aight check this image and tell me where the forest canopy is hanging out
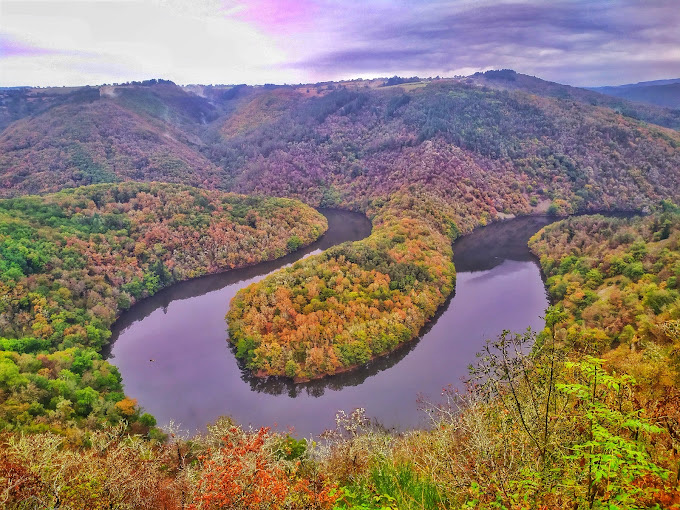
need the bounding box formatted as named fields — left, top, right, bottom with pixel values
left=0, top=182, right=326, bottom=432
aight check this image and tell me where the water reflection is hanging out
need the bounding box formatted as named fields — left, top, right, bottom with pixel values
left=453, top=216, right=553, bottom=272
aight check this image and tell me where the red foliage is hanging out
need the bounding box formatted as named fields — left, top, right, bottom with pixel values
left=191, top=427, right=337, bottom=510
left=0, top=451, right=42, bottom=504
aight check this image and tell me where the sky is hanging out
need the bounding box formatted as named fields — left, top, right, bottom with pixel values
left=0, top=0, right=679, bottom=88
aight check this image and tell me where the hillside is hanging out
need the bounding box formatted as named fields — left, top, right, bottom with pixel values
left=1, top=73, right=679, bottom=216
left=465, top=70, right=680, bottom=129
left=0, top=86, right=98, bottom=133
left=0, top=95, right=223, bottom=196
left=204, top=79, right=680, bottom=229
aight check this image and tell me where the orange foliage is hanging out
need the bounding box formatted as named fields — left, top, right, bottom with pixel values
left=114, top=397, right=138, bottom=416
left=191, top=427, right=338, bottom=510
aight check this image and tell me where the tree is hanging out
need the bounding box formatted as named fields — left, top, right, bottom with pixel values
left=557, top=357, right=669, bottom=508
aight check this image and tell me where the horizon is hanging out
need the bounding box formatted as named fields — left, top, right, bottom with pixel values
left=3, top=71, right=680, bottom=91
left=1, top=0, right=679, bottom=89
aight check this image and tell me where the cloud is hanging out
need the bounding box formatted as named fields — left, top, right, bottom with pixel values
left=0, top=0, right=298, bottom=86
left=0, top=0, right=678, bottom=86
left=284, top=0, right=680, bottom=85
left=230, top=0, right=321, bottom=33
left=0, top=34, right=69, bottom=57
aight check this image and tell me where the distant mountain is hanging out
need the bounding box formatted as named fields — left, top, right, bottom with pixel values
left=587, top=79, right=680, bottom=109
left=0, top=81, right=221, bottom=138
left=599, top=78, right=680, bottom=88
left=0, top=86, right=100, bottom=132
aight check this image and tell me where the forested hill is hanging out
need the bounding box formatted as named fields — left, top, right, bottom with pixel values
left=211, top=78, right=680, bottom=222
left=466, top=70, right=680, bottom=129
left=0, top=85, right=223, bottom=195
left=1, top=73, right=679, bottom=231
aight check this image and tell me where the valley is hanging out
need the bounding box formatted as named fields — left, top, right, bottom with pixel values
left=0, top=70, right=679, bottom=508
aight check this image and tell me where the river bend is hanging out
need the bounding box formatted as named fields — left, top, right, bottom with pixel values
left=108, top=212, right=551, bottom=436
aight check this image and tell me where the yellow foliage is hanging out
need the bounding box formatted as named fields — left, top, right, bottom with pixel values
left=115, top=397, right=138, bottom=416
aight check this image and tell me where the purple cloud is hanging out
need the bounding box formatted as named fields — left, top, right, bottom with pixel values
left=282, top=0, right=680, bottom=85
left=234, top=0, right=321, bottom=34
left=0, top=34, right=63, bottom=57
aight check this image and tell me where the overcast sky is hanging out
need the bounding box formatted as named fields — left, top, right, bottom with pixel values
left=1, top=0, right=679, bottom=87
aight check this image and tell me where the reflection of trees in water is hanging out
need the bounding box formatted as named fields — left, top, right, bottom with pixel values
left=239, top=290, right=456, bottom=397
left=453, top=216, right=553, bottom=273
left=453, top=212, right=639, bottom=273
left=237, top=341, right=419, bottom=397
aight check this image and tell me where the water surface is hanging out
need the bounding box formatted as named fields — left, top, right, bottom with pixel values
left=108, top=213, right=551, bottom=437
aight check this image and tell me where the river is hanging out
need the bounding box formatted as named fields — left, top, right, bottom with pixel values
left=108, top=211, right=551, bottom=437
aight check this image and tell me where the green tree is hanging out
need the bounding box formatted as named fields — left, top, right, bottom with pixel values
left=557, top=357, right=668, bottom=508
